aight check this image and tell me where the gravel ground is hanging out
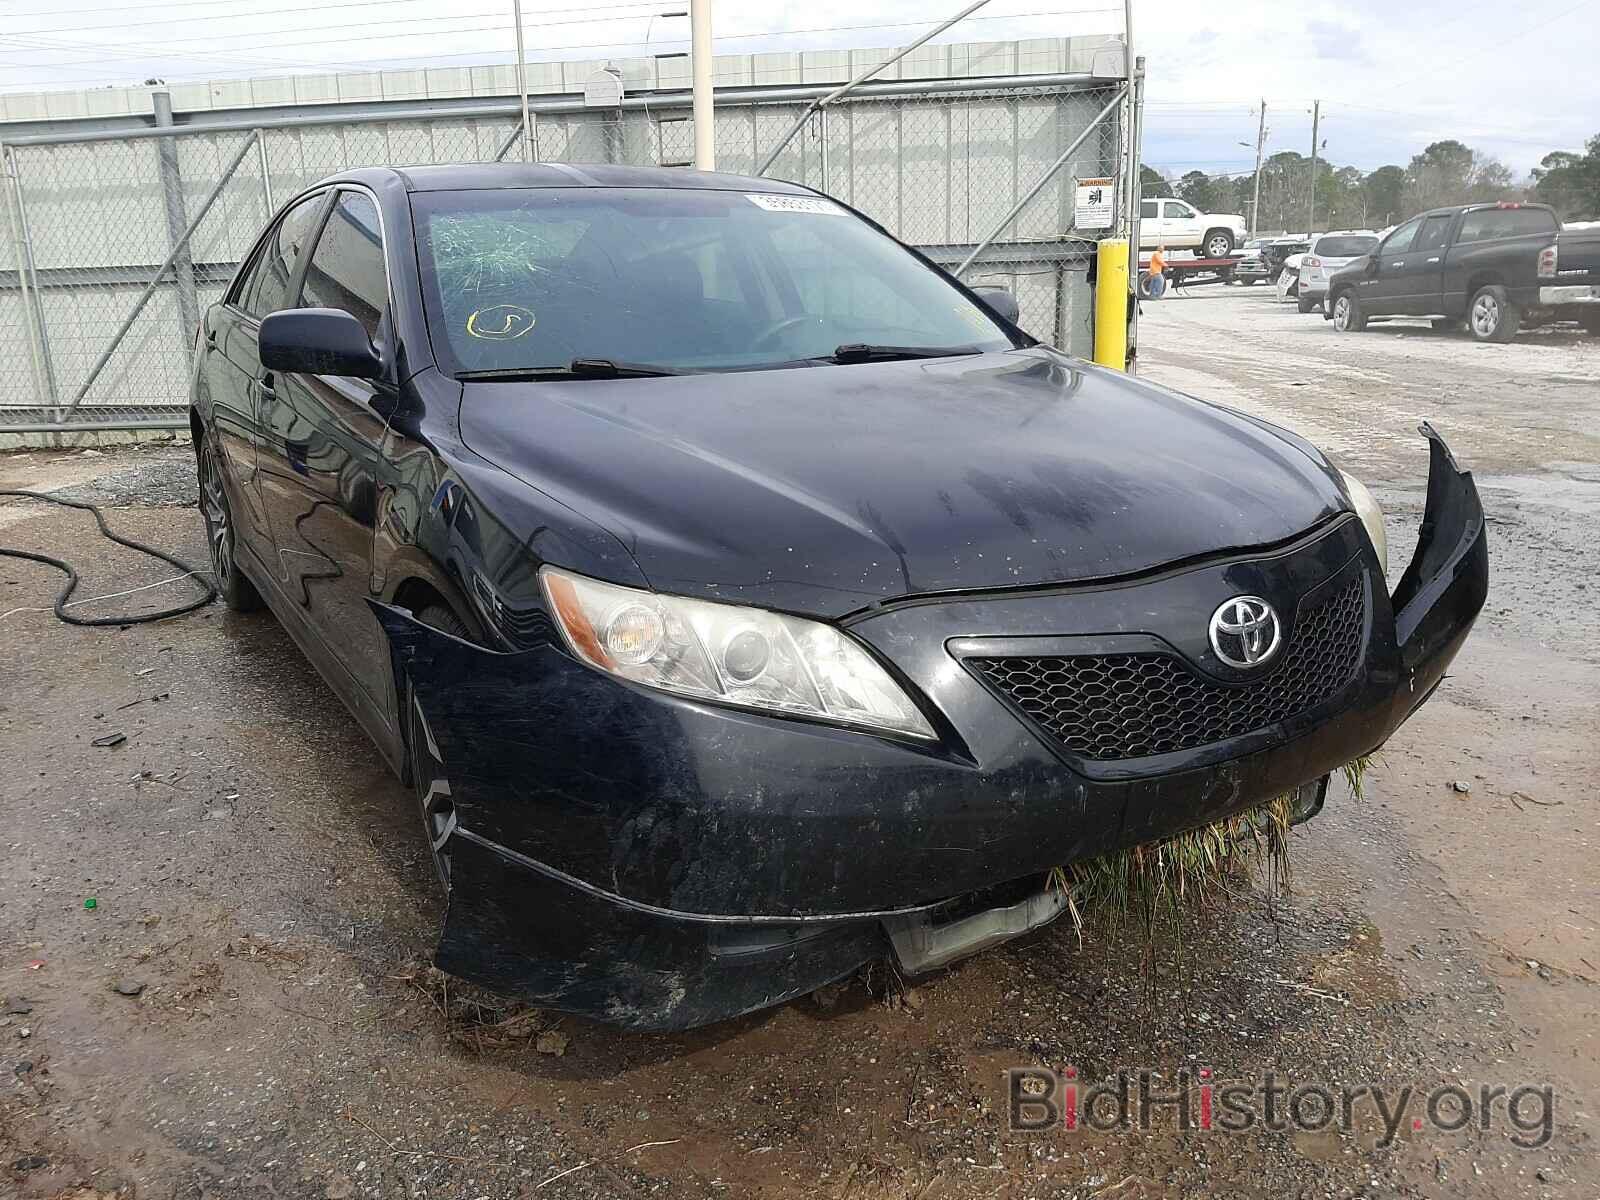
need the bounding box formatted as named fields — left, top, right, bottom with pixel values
left=1, top=293, right=1596, bottom=1199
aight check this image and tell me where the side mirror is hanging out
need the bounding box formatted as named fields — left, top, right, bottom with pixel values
left=260, top=308, right=381, bottom=379
left=970, top=285, right=1021, bottom=326
left=1365, top=258, right=1380, bottom=276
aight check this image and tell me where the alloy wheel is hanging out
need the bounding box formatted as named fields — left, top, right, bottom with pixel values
left=1206, top=234, right=1232, bottom=258
left=1471, top=293, right=1499, bottom=338
left=199, top=443, right=232, bottom=589
left=1333, top=296, right=1352, bottom=331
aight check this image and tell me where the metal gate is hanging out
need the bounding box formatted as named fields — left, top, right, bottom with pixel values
left=1, top=71, right=1129, bottom=442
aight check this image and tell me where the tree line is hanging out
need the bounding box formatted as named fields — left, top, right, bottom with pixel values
left=1142, top=134, right=1600, bottom=233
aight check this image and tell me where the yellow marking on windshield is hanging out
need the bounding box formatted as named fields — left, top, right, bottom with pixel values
left=466, top=305, right=536, bottom=339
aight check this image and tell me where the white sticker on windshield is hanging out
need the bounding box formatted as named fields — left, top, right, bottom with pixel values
left=746, top=193, right=845, bottom=216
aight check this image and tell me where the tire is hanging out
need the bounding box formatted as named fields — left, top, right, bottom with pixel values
left=407, top=603, right=469, bottom=894
left=1203, top=229, right=1235, bottom=258
left=1330, top=291, right=1366, bottom=332
left=197, top=433, right=263, bottom=612
left=1468, top=284, right=1521, bottom=343
left=1297, top=293, right=1322, bottom=315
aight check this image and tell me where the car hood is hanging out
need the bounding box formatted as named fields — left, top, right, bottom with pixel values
left=459, top=348, right=1348, bottom=617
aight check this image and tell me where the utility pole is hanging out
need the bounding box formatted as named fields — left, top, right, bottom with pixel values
left=511, top=0, right=534, bottom=161
left=1248, top=100, right=1266, bottom=239
left=690, top=0, right=715, bottom=170
left=1306, top=99, right=1320, bottom=235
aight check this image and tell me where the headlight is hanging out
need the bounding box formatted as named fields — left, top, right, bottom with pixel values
left=539, top=567, right=935, bottom=739
left=1338, top=470, right=1388, bottom=573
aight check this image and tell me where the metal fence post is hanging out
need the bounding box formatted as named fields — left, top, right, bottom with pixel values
left=153, top=92, right=200, bottom=367
left=1, top=142, right=53, bottom=420
left=3, top=144, right=60, bottom=418
left=256, top=128, right=275, bottom=219
left=1125, top=56, right=1146, bottom=374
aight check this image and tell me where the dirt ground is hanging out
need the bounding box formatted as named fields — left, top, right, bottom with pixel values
left=1, top=285, right=1596, bottom=1199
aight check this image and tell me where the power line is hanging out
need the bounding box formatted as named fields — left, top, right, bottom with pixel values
left=0, top=7, right=1118, bottom=84
left=7, top=0, right=667, bottom=41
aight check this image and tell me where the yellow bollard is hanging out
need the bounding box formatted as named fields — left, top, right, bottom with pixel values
left=1093, top=237, right=1129, bottom=371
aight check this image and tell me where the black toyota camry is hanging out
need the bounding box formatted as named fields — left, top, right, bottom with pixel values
left=191, top=163, right=1487, bottom=1030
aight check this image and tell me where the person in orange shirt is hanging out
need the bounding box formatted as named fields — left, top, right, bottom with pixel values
left=1144, top=246, right=1168, bottom=299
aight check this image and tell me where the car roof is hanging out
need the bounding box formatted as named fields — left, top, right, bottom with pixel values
left=1414, top=201, right=1557, bottom=219
left=326, top=162, right=815, bottom=195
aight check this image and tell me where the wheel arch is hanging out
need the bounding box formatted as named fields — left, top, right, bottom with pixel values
left=1466, top=270, right=1507, bottom=297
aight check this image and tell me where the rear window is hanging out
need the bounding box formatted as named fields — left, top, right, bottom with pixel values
left=1457, top=207, right=1557, bottom=244
left=1313, top=235, right=1377, bottom=258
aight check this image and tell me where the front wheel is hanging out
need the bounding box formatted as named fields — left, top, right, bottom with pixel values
left=1330, top=292, right=1366, bottom=332
left=197, top=433, right=262, bottom=612
left=1468, top=284, right=1521, bottom=343
left=1203, top=230, right=1235, bottom=258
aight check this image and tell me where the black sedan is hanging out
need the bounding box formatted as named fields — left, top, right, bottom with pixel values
left=191, top=164, right=1487, bottom=1030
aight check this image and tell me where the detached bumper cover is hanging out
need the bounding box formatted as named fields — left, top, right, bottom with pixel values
left=374, top=425, right=1486, bottom=1030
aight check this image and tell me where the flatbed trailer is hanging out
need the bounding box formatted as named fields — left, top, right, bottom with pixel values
left=1138, top=254, right=1241, bottom=290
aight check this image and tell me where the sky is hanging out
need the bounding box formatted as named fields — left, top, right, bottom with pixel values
left=0, top=0, right=1595, bottom=176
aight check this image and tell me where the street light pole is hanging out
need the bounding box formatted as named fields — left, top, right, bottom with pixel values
left=690, top=0, right=715, bottom=170
left=511, top=0, right=534, bottom=161
left=1306, top=99, right=1320, bottom=235
left=1249, top=100, right=1266, bottom=239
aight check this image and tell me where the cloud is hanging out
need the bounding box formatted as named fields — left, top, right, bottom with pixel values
left=1305, top=20, right=1370, bottom=63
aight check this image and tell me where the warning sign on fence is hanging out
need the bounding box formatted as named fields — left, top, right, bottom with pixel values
left=1074, top=178, right=1115, bottom=230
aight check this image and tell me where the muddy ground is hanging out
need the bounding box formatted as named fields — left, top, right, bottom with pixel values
left=1, top=285, right=1596, bottom=1199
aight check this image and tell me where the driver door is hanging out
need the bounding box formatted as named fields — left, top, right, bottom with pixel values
left=1355, top=215, right=1423, bottom=315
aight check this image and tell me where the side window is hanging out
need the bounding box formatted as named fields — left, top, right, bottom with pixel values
left=1458, top=206, right=1559, bottom=243
left=1139, top=199, right=1159, bottom=219
left=1381, top=216, right=1423, bottom=256
left=1415, top=215, right=1454, bottom=253
left=245, top=193, right=325, bottom=318
left=1163, top=200, right=1195, bottom=219
left=300, top=191, right=388, bottom=341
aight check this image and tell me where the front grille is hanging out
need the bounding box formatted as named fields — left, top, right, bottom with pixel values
left=970, top=574, right=1367, bottom=761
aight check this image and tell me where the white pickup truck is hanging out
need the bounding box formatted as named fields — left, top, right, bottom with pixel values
left=1138, top=197, right=1248, bottom=258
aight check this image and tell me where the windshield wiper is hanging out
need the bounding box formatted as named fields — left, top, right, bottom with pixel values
left=826, top=343, right=984, bottom=364
left=457, top=358, right=691, bottom=381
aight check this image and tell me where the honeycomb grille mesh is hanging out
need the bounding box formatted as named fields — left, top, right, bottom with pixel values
left=970, top=574, right=1367, bottom=761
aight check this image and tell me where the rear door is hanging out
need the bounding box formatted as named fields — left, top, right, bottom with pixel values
left=1398, top=214, right=1455, bottom=313
left=203, top=190, right=329, bottom=556
left=254, top=187, right=398, bottom=707
left=1357, top=215, right=1424, bottom=314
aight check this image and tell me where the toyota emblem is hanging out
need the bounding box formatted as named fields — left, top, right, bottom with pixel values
left=1209, top=596, right=1282, bottom=668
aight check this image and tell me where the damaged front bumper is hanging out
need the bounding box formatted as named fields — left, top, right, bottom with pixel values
left=375, top=425, right=1486, bottom=1031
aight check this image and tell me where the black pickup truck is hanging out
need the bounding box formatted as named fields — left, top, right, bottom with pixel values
left=1325, top=202, right=1600, bottom=342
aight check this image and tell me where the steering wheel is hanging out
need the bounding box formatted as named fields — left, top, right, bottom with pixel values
left=751, top=315, right=823, bottom=351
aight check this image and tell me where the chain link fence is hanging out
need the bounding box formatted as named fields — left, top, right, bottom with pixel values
left=1, top=74, right=1124, bottom=440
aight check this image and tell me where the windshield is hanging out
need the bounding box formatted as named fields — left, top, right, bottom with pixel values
left=1315, top=235, right=1378, bottom=258
left=411, top=187, right=1018, bottom=376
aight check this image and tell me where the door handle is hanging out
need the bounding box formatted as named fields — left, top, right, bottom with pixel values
left=1392, top=261, right=1405, bottom=268
left=1426, top=256, right=1440, bottom=264
left=258, top=372, right=276, bottom=399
